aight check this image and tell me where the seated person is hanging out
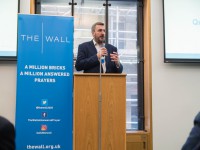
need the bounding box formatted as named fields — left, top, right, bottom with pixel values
left=182, top=112, right=200, bottom=150
left=0, top=116, right=15, bottom=150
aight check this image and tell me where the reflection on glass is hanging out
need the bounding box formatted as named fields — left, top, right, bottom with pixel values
left=74, top=0, right=105, bottom=57
left=108, top=1, right=138, bottom=130
left=41, top=0, right=71, bottom=16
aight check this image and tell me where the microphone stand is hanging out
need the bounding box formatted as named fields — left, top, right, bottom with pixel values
left=98, top=47, right=102, bottom=150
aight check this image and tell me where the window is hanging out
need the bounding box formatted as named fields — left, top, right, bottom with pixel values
left=36, top=0, right=144, bottom=131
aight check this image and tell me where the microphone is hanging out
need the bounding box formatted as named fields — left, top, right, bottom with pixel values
left=100, top=42, right=106, bottom=73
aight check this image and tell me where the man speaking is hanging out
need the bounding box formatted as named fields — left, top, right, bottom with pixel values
left=75, top=22, right=123, bottom=73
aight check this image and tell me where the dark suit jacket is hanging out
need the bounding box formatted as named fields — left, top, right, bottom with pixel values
left=182, top=112, right=200, bottom=150
left=0, top=116, right=15, bottom=150
left=75, top=40, right=123, bottom=73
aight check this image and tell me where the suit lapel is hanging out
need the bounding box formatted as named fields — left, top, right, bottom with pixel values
left=88, top=40, right=97, bottom=55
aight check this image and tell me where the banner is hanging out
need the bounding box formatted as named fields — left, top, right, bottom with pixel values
left=16, top=14, right=74, bottom=150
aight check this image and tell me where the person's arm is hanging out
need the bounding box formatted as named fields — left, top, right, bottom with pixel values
left=75, top=44, right=99, bottom=71
left=109, top=46, right=123, bottom=73
left=116, top=61, right=123, bottom=73
left=110, top=52, right=123, bottom=73
left=182, top=112, right=200, bottom=150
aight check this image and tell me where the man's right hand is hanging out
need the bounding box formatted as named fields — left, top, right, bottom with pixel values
left=97, top=47, right=108, bottom=59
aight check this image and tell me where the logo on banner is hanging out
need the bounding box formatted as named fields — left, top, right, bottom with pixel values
left=20, top=35, right=71, bottom=43
left=41, top=125, right=48, bottom=131
left=41, top=99, right=48, bottom=106
left=41, top=112, right=47, bottom=118
left=36, top=99, right=53, bottom=110
left=36, top=124, right=52, bottom=134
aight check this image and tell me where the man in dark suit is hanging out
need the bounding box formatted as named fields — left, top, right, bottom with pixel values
left=0, top=116, right=15, bottom=150
left=75, top=22, right=123, bottom=73
left=182, top=112, right=200, bottom=150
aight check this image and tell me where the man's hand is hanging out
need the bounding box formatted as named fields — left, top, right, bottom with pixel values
left=97, top=47, right=108, bottom=59
left=110, top=52, right=120, bottom=67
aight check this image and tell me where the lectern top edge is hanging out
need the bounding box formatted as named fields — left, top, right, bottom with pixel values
left=74, top=73, right=127, bottom=76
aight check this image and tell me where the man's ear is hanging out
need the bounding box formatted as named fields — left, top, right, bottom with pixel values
left=92, top=32, right=95, bottom=37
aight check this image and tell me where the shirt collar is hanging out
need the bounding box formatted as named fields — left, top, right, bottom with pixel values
left=93, top=39, right=104, bottom=47
left=93, top=39, right=97, bottom=46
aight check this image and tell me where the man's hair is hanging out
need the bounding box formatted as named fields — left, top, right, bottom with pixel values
left=91, top=22, right=104, bottom=33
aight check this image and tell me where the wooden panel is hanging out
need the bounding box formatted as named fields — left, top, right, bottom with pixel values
left=126, top=132, right=148, bottom=150
left=74, top=74, right=126, bottom=150
left=143, top=0, right=152, bottom=150
left=74, top=75, right=99, bottom=150
left=30, top=0, right=35, bottom=14
left=127, top=143, right=145, bottom=150
left=102, top=76, right=126, bottom=150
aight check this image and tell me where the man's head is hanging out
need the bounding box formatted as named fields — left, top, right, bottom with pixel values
left=91, top=22, right=105, bottom=44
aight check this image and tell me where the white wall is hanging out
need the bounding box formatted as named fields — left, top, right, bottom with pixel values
left=151, top=0, right=200, bottom=149
left=0, top=0, right=30, bottom=124
left=20, top=0, right=30, bottom=14
left=0, top=62, right=17, bottom=125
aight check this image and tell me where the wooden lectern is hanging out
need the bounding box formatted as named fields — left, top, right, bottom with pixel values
left=73, top=73, right=126, bottom=150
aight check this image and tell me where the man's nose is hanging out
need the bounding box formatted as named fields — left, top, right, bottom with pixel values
left=101, top=31, right=105, bottom=34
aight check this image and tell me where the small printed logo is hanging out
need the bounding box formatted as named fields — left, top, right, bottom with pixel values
left=41, top=125, right=47, bottom=131
left=41, top=112, right=47, bottom=118
left=41, top=99, right=48, bottom=106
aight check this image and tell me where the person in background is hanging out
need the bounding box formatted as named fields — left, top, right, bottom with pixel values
left=75, top=22, right=123, bottom=73
left=0, top=116, right=15, bottom=150
left=182, top=112, right=200, bottom=150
